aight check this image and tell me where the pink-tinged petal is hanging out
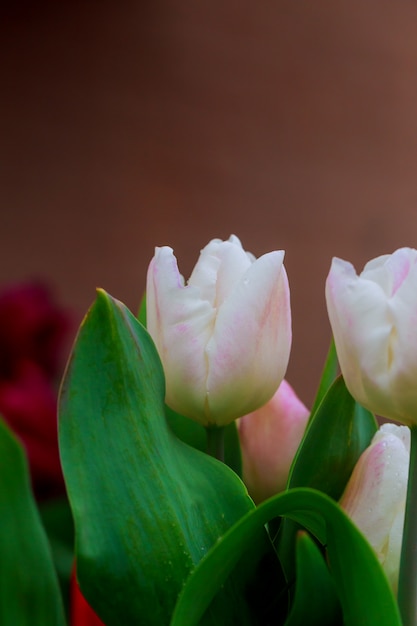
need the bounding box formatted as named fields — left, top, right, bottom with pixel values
left=146, top=237, right=292, bottom=426
left=238, top=380, right=309, bottom=503
left=188, top=236, right=252, bottom=307
left=362, top=248, right=416, bottom=297
left=385, top=251, right=417, bottom=421
left=326, top=249, right=417, bottom=425
left=146, top=247, right=215, bottom=421
left=340, top=423, right=409, bottom=593
left=205, top=250, right=291, bottom=424
left=326, top=257, right=396, bottom=416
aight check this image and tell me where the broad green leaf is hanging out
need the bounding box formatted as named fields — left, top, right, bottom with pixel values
left=0, top=418, right=66, bottom=626
left=309, top=338, right=339, bottom=419
left=59, top=290, right=275, bottom=625
left=171, top=488, right=401, bottom=626
left=284, top=531, right=341, bottom=626
left=288, top=376, right=377, bottom=498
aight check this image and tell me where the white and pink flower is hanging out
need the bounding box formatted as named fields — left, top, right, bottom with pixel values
left=146, top=235, right=291, bottom=426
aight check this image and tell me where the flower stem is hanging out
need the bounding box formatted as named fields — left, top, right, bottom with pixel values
left=398, top=424, right=417, bottom=626
left=206, top=426, right=225, bottom=462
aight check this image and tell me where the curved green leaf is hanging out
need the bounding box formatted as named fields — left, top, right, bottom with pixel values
left=288, top=376, right=377, bottom=498
left=171, top=488, right=401, bottom=626
left=284, top=531, right=341, bottom=626
left=59, top=290, right=272, bottom=625
left=277, top=376, right=378, bottom=580
left=0, top=418, right=65, bottom=626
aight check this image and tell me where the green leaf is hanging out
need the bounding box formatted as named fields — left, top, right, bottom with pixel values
left=284, top=531, right=341, bottom=626
left=171, top=488, right=401, bottom=626
left=137, top=291, right=147, bottom=327
left=277, top=376, right=378, bottom=580
left=164, top=403, right=207, bottom=451
left=288, top=376, right=377, bottom=499
left=38, top=496, right=75, bottom=616
left=0, top=418, right=66, bottom=626
left=166, top=405, right=242, bottom=476
left=310, top=338, right=339, bottom=419
left=59, top=290, right=272, bottom=625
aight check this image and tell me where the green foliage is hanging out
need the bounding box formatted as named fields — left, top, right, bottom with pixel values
left=165, top=405, right=242, bottom=476
left=277, top=376, right=378, bottom=581
left=59, top=290, right=275, bottom=625
left=0, top=418, right=66, bottom=626
left=38, top=496, right=75, bottom=616
left=284, top=532, right=341, bottom=626
left=58, top=289, right=399, bottom=626
left=288, top=376, right=377, bottom=499
left=171, top=488, right=401, bottom=626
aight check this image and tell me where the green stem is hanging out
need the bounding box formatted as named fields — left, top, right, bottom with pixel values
left=206, top=426, right=225, bottom=463
left=398, top=424, right=417, bottom=626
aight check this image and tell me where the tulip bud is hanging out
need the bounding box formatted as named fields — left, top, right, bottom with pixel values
left=340, top=423, right=410, bottom=593
left=146, top=235, right=291, bottom=426
left=325, top=248, right=417, bottom=425
left=237, top=379, right=309, bottom=503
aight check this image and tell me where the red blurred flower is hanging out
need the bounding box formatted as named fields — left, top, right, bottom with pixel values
left=0, top=282, right=70, bottom=378
left=0, top=359, right=64, bottom=498
left=0, top=281, right=73, bottom=498
left=71, top=569, right=105, bottom=626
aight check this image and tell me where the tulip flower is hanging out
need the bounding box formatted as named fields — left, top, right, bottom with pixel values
left=0, top=281, right=73, bottom=498
left=0, top=282, right=71, bottom=379
left=325, top=248, right=417, bottom=425
left=0, top=360, right=64, bottom=499
left=340, top=423, right=410, bottom=593
left=237, top=379, right=309, bottom=503
left=146, top=235, right=291, bottom=426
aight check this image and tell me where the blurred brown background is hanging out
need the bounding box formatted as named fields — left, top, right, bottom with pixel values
left=1, top=1, right=417, bottom=405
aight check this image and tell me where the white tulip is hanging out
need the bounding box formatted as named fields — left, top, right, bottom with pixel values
left=326, top=248, right=417, bottom=425
left=146, top=235, right=291, bottom=426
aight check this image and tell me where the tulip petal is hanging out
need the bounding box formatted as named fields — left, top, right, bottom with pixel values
left=188, top=236, right=252, bottom=308
left=147, top=238, right=292, bottom=426
left=146, top=247, right=215, bottom=420
left=326, top=249, right=417, bottom=424
left=205, top=250, right=291, bottom=424
left=385, top=251, right=417, bottom=421
left=340, top=424, right=409, bottom=592
left=238, top=380, right=309, bottom=503
left=326, top=257, right=396, bottom=416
